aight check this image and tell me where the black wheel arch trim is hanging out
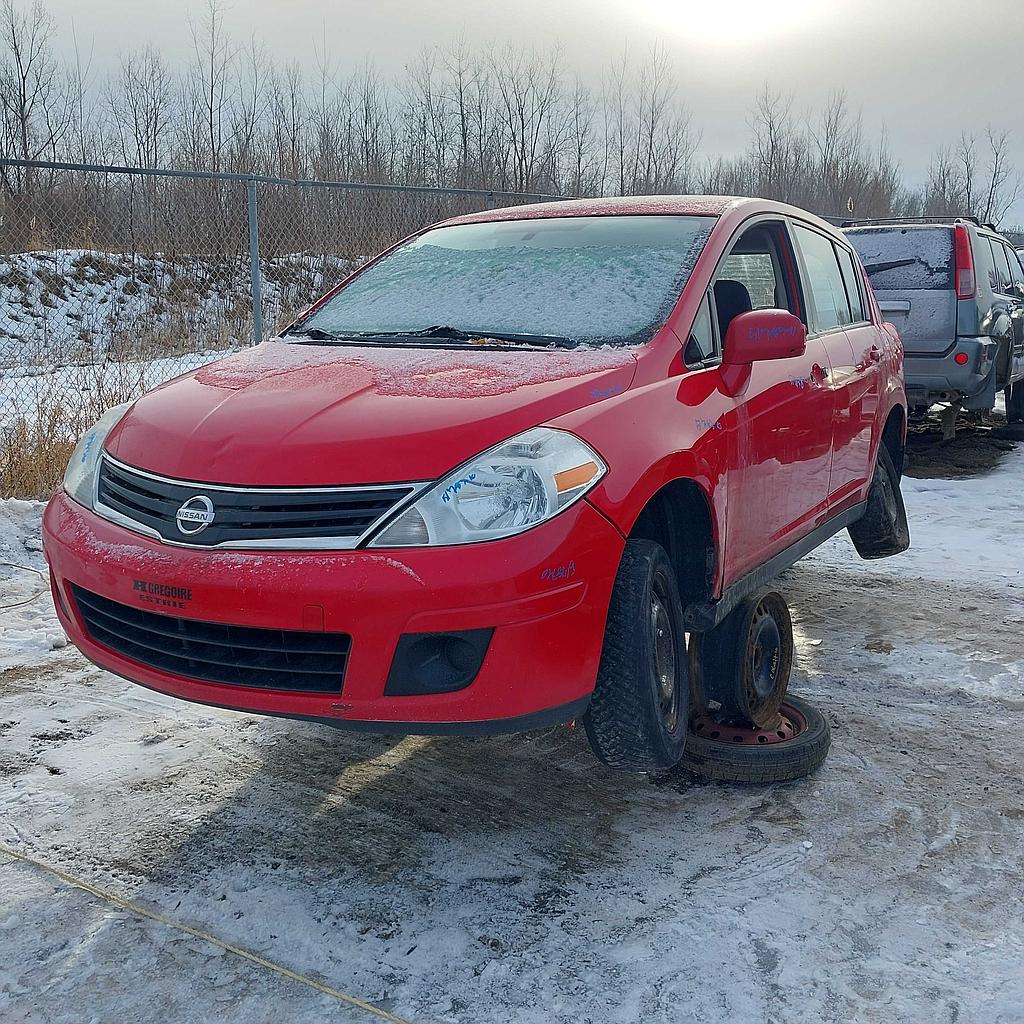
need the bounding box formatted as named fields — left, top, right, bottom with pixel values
left=684, top=501, right=868, bottom=632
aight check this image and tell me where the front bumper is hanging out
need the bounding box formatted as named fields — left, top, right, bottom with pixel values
left=43, top=491, right=624, bottom=733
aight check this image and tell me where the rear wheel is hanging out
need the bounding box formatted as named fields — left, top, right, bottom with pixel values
left=682, top=695, right=831, bottom=784
left=584, top=539, right=689, bottom=772
left=848, top=443, right=910, bottom=560
left=690, top=590, right=793, bottom=728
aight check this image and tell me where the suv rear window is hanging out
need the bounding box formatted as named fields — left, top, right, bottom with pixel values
left=846, top=227, right=954, bottom=291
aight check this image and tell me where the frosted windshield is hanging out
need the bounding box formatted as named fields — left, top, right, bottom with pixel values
left=298, top=215, right=715, bottom=346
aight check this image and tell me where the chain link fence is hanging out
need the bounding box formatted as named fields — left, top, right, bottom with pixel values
left=0, top=159, right=561, bottom=496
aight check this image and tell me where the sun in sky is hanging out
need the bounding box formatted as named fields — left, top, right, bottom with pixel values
left=635, top=0, right=823, bottom=44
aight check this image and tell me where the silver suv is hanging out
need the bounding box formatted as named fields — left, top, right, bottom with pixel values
left=845, top=218, right=1024, bottom=426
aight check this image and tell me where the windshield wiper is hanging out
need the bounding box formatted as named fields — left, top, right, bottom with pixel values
left=285, top=324, right=576, bottom=348
left=346, top=325, right=576, bottom=348
left=283, top=327, right=345, bottom=341
left=862, top=258, right=918, bottom=274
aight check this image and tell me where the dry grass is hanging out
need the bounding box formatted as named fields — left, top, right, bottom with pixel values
left=1, top=404, right=78, bottom=499
left=1, top=352, right=185, bottom=499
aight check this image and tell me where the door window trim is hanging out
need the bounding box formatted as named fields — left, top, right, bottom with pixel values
left=788, top=219, right=860, bottom=338
left=709, top=213, right=805, bottom=325
left=833, top=241, right=871, bottom=327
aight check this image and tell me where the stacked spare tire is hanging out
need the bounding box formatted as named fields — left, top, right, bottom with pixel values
left=683, top=589, right=830, bottom=783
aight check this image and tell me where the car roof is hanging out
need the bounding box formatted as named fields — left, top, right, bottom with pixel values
left=439, top=194, right=841, bottom=233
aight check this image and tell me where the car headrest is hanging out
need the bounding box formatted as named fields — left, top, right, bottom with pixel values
left=714, top=279, right=754, bottom=337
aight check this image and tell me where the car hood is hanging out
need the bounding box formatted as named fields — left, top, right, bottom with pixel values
left=106, top=341, right=637, bottom=486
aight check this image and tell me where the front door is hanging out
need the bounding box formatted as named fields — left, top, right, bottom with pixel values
left=716, top=220, right=836, bottom=584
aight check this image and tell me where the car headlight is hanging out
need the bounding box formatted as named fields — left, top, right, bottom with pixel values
left=63, top=404, right=131, bottom=508
left=368, top=427, right=607, bottom=548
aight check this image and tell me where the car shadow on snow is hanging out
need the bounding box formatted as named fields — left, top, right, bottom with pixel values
left=141, top=712, right=660, bottom=896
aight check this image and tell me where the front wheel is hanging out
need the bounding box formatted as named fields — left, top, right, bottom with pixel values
left=584, top=539, right=689, bottom=772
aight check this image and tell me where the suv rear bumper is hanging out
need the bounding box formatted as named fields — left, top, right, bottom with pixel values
left=904, top=337, right=999, bottom=409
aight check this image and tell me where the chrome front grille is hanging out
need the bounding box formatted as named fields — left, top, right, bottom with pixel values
left=95, top=455, right=420, bottom=549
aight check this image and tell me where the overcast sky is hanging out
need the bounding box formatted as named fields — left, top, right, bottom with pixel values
left=44, top=0, right=1024, bottom=222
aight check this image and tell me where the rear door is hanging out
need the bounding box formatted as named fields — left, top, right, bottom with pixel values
left=791, top=223, right=876, bottom=508
left=992, top=239, right=1024, bottom=385
left=846, top=226, right=957, bottom=356
left=836, top=240, right=881, bottom=501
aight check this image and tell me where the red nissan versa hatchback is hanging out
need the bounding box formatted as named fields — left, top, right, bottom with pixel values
left=43, top=196, right=910, bottom=771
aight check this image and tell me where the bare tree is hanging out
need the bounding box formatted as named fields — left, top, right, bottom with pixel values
left=0, top=0, right=72, bottom=191
left=980, top=126, right=1020, bottom=225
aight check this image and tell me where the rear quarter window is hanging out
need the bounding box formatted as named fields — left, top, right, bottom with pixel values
left=846, top=227, right=954, bottom=291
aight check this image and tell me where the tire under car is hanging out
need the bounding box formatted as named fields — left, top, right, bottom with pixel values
left=689, top=590, right=794, bottom=729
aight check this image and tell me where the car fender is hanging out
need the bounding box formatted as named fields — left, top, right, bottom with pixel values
left=551, top=376, right=731, bottom=597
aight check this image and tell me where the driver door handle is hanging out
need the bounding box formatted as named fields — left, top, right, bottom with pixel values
left=868, top=345, right=882, bottom=363
left=811, top=363, right=829, bottom=383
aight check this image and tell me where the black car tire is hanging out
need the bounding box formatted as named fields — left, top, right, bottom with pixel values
left=682, top=695, right=831, bottom=784
left=584, top=539, right=689, bottom=772
left=848, top=443, right=911, bottom=559
left=690, top=590, right=793, bottom=728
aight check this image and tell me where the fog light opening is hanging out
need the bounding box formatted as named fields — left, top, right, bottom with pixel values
left=385, top=628, right=494, bottom=696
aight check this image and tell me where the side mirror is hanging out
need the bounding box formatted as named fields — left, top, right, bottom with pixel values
left=723, top=310, right=807, bottom=366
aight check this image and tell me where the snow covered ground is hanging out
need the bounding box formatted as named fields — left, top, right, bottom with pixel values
left=2, top=452, right=1024, bottom=1023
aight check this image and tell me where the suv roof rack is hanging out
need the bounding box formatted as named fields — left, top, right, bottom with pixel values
left=841, top=215, right=982, bottom=229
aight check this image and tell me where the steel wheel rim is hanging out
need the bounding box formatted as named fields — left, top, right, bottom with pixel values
left=692, top=701, right=807, bottom=746
left=748, top=605, right=782, bottom=705
left=651, top=577, right=679, bottom=732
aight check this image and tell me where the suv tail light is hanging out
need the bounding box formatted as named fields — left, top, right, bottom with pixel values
left=954, top=224, right=976, bottom=299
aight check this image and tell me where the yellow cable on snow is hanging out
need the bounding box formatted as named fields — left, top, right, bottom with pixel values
left=0, top=843, right=415, bottom=1024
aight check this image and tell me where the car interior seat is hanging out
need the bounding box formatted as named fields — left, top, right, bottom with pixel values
left=713, top=279, right=754, bottom=338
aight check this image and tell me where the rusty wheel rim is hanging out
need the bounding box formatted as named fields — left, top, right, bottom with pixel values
left=691, top=701, right=807, bottom=746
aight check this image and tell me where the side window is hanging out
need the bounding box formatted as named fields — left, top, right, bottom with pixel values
left=973, top=233, right=997, bottom=292
left=988, top=238, right=1013, bottom=292
left=834, top=244, right=867, bottom=323
left=1003, top=244, right=1024, bottom=286
left=711, top=221, right=801, bottom=346
left=684, top=294, right=716, bottom=366
left=792, top=224, right=852, bottom=332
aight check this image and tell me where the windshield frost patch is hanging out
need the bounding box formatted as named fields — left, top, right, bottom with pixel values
left=298, top=219, right=713, bottom=346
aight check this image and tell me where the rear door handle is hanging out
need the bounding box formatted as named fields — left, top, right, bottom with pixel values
left=869, top=346, right=882, bottom=363
left=811, top=363, right=828, bottom=383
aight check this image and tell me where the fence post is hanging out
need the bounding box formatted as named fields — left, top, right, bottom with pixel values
left=246, top=176, right=264, bottom=345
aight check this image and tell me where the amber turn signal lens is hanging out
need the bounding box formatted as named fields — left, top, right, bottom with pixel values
left=554, top=461, right=600, bottom=493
